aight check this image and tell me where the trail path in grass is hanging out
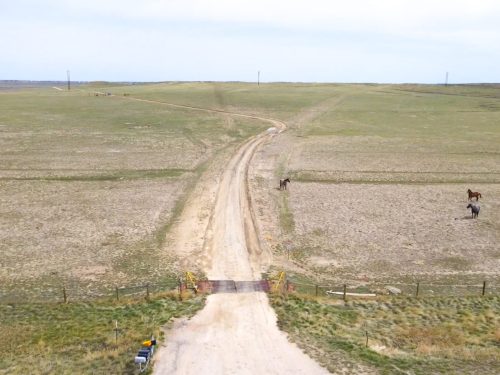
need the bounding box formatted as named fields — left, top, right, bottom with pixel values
left=121, top=96, right=328, bottom=374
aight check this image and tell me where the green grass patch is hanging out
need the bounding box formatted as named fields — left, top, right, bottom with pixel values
left=288, top=170, right=500, bottom=185
left=270, top=293, right=500, bottom=374
left=108, top=82, right=348, bottom=121
left=278, top=192, right=295, bottom=234
left=0, top=169, right=189, bottom=182
left=0, top=293, right=204, bottom=375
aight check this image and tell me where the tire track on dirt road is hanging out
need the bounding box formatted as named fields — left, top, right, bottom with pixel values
left=117, top=95, right=327, bottom=374
left=125, top=96, right=287, bottom=129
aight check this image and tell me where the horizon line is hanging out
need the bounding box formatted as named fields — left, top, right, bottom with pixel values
left=1, top=79, right=500, bottom=86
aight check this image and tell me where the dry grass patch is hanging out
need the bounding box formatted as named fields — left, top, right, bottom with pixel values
left=0, top=84, right=270, bottom=301
left=285, top=182, right=500, bottom=284
left=271, top=293, right=500, bottom=374
left=249, top=84, right=500, bottom=291
left=0, top=294, right=204, bottom=375
left=0, top=178, right=188, bottom=300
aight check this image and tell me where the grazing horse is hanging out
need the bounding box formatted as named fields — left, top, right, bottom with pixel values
left=467, top=189, right=482, bottom=201
left=279, top=178, right=290, bottom=190
left=467, top=203, right=480, bottom=219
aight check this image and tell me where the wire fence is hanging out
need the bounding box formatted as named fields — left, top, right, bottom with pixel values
left=0, top=280, right=180, bottom=304
left=290, top=280, right=500, bottom=299
left=1, top=278, right=499, bottom=304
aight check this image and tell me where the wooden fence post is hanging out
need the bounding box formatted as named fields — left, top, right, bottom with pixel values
left=114, top=320, right=119, bottom=345
left=315, top=284, right=319, bottom=297
left=115, top=286, right=119, bottom=301
left=365, top=331, right=369, bottom=347
left=343, top=284, right=347, bottom=302
left=146, top=283, right=150, bottom=300
left=63, top=285, right=67, bottom=303
left=415, top=282, right=420, bottom=298
left=482, top=281, right=487, bottom=296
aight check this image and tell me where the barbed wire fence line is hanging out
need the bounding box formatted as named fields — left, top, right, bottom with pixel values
left=0, top=277, right=498, bottom=304
left=289, top=280, right=500, bottom=299
left=0, top=279, right=182, bottom=304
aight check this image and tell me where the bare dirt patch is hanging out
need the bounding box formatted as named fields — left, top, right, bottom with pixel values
left=286, top=183, right=500, bottom=283
left=0, top=178, right=187, bottom=298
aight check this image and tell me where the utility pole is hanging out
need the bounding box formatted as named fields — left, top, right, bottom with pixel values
left=258, top=71, right=260, bottom=86
left=445, top=71, right=448, bottom=86
left=67, top=70, right=71, bottom=91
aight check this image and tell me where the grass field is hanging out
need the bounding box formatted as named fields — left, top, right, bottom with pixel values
left=0, top=293, right=203, bottom=375
left=290, top=86, right=500, bottom=182
left=249, top=83, right=500, bottom=289
left=0, top=82, right=360, bottom=300
left=2, top=82, right=499, bottom=373
left=109, top=82, right=346, bottom=121
left=246, top=83, right=500, bottom=373
left=270, top=293, right=500, bottom=374
left=0, top=83, right=271, bottom=301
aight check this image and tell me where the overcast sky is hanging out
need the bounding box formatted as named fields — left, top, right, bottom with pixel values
left=1, top=0, right=499, bottom=83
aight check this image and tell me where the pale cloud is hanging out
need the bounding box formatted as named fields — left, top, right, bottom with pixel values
left=36, top=1, right=500, bottom=50
left=1, top=0, right=499, bottom=82
left=55, top=0, right=500, bottom=30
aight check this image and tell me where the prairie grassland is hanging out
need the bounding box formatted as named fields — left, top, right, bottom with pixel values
left=286, top=182, right=500, bottom=285
left=1, top=82, right=365, bottom=301
left=0, top=87, right=264, bottom=172
left=271, top=293, right=500, bottom=374
left=98, top=81, right=350, bottom=121
left=0, top=84, right=269, bottom=300
left=250, top=84, right=500, bottom=287
left=252, top=84, right=500, bottom=374
left=2, top=82, right=500, bottom=374
left=0, top=293, right=203, bottom=375
left=293, top=86, right=500, bottom=176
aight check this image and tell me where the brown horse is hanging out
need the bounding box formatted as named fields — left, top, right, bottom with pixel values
left=279, top=178, right=290, bottom=190
left=467, top=189, right=482, bottom=201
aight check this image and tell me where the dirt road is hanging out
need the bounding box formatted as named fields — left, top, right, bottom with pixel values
left=127, top=98, right=327, bottom=374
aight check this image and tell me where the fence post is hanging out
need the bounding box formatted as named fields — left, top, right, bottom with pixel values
left=114, top=320, right=119, bottom=345
left=343, top=284, right=347, bottom=302
left=146, top=283, right=150, bottom=300
left=365, top=331, right=369, bottom=347
left=482, top=281, right=487, bottom=296
left=415, top=282, right=420, bottom=298
left=115, top=286, right=119, bottom=301
left=315, top=284, right=319, bottom=297
left=63, top=285, right=67, bottom=303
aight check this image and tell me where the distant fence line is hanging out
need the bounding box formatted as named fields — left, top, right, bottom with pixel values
left=1, top=278, right=499, bottom=304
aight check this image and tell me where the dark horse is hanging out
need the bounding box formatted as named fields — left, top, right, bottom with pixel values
left=279, top=178, right=291, bottom=190
left=467, top=189, right=482, bottom=201
left=467, top=203, right=480, bottom=219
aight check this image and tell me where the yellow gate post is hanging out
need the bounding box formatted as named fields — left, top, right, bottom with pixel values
left=185, top=271, right=198, bottom=293
left=273, top=271, right=286, bottom=293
